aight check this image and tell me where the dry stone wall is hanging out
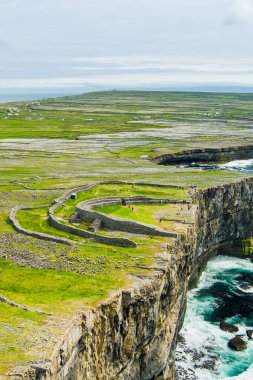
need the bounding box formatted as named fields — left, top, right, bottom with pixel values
left=48, top=181, right=188, bottom=247
left=9, top=181, right=186, bottom=249
left=9, top=206, right=75, bottom=246
left=75, top=196, right=183, bottom=238
left=48, top=210, right=137, bottom=248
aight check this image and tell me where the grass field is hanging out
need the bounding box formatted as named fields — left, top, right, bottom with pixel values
left=54, top=183, right=190, bottom=220
left=0, top=90, right=252, bottom=374
left=99, top=202, right=195, bottom=230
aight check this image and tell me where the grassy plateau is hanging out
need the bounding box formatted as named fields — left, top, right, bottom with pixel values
left=0, top=90, right=252, bottom=374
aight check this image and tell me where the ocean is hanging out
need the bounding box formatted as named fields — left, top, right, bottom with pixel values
left=176, top=255, right=253, bottom=380
left=0, top=93, right=77, bottom=103
left=183, top=159, right=253, bottom=174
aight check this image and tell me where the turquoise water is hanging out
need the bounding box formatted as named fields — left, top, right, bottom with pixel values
left=183, top=159, right=253, bottom=174
left=175, top=256, right=253, bottom=380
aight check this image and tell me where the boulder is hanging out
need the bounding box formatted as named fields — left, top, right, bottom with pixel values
left=246, top=330, right=253, bottom=340
left=238, top=283, right=253, bottom=293
left=220, top=321, right=239, bottom=333
left=228, top=336, right=247, bottom=351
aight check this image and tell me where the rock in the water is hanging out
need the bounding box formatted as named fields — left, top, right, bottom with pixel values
left=238, top=283, right=253, bottom=293
left=246, top=330, right=253, bottom=340
left=228, top=336, right=247, bottom=351
left=220, top=321, right=239, bottom=333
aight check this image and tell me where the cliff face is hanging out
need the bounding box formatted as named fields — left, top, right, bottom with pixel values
left=190, top=178, right=253, bottom=283
left=17, top=247, right=190, bottom=380
left=152, top=145, right=253, bottom=165
left=9, top=178, right=253, bottom=380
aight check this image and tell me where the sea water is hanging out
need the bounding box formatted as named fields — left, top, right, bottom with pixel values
left=0, top=92, right=77, bottom=103
left=175, top=255, right=253, bottom=380
left=183, top=159, right=253, bottom=174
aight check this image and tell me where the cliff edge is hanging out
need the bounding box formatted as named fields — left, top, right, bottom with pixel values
left=5, top=177, right=252, bottom=380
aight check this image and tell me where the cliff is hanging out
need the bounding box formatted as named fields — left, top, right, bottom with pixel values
left=152, top=145, right=253, bottom=165
left=5, top=178, right=253, bottom=380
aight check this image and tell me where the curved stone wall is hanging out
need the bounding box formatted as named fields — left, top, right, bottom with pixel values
left=9, top=206, right=75, bottom=246
left=48, top=210, right=137, bottom=248
left=9, top=181, right=187, bottom=249
left=75, top=196, right=183, bottom=238
left=52, top=180, right=188, bottom=206
left=48, top=181, right=189, bottom=247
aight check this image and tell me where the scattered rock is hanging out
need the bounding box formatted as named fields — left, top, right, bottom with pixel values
left=220, top=321, right=238, bottom=333
left=228, top=336, right=247, bottom=351
left=246, top=330, right=253, bottom=340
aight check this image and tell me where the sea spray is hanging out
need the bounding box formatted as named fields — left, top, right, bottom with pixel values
left=175, top=256, right=253, bottom=379
left=183, top=158, right=253, bottom=173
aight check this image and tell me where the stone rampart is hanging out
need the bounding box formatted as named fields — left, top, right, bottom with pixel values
left=48, top=212, right=137, bottom=248
left=75, top=196, right=180, bottom=238
left=48, top=181, right=187, bottom=247
left=9, top=206, right=75, bottom=246
left=8, top=181, right=188, bottom=251
left=52, top=180, right=188, bottom=206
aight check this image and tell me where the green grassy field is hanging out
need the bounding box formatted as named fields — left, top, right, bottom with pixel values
left=1, top=91, right=253, bottom=140
left=0, top=90, right=252, bottom=374
left=54, top=183, right=190, bottom=220
left=98, top=203, right=194, bottom=229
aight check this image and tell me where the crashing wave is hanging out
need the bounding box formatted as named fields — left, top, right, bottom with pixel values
left=182, top=158, right=253, bottom=173
left=175, top=256, right=253, bottom=379
left=219, top=159, right=253, bottom=172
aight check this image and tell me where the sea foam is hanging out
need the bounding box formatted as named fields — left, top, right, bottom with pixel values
left=175, top=255, right=253, bottom=380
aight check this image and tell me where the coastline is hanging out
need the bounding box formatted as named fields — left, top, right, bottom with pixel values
left=4, top=176, right=252, bottom=380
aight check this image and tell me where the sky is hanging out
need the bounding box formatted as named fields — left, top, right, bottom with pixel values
left=0, top=0, right=253, bottom=94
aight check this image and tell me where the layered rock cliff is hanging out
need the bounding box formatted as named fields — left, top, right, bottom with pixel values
left=7, top=178, right=253, bottom=380
left=190, top=177, right=253, bottom=284
left=152, top=145, right=253, bottom=165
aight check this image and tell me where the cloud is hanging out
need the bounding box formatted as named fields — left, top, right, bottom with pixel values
left=69, top=56, right=253, bottom=73
left=0, top=39, right=11, bottom=51
left=1, top=57, right=253, bottom=90
left=225, top=0, right=253, bottom=24
left=0, top=0, right=252, bottom=92
left=0, top=0, right=20, bottom=8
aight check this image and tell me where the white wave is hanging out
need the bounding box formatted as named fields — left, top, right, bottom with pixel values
left=237, top=284, right=253, bottom=294
left=200, top=255, right=253, bottom=274
left=176, top=255, right=253, bottom=380
left=219, top=158, right=253, bottom=170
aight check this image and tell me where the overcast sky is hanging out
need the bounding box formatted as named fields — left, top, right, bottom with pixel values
left=0, top=0, right=253, bottom=93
